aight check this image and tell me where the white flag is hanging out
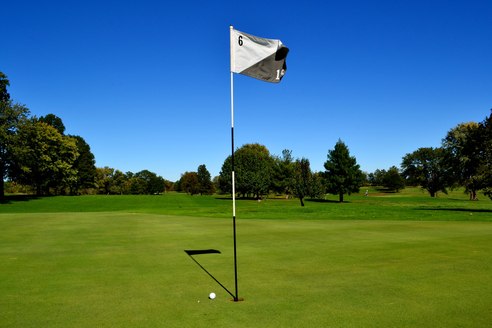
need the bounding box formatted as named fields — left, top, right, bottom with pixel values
left=230, top=28, right=289, bottom=83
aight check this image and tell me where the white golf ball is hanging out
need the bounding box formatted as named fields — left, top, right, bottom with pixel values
left=209, top=292, right=216, bottom=300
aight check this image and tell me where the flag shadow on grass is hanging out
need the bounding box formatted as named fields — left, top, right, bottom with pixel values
left=184, top=249, right=235, bottom=299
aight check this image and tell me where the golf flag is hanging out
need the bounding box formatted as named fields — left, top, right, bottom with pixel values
left=230, top=28, right=289, bottom=83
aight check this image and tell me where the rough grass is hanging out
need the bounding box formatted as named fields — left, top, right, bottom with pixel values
left=1, top=189, right=491, bottom=327
left=2, top=187, right=491, bottom=221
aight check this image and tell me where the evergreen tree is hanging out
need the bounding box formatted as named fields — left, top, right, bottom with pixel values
left=197, top=164, right=214, bottom=195
left=0, top=72, right=10, bottom=102
left=39, top=113, right=65, bottom=135
left=271, top=149, right=294, bottom=197
left=323, top=139, right=364, bottom=202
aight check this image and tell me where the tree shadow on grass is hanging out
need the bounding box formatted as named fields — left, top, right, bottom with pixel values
left=415, top=207, right=492, bottom=213
left=215, top=197, right=351, bottom=204
left=375, top=188, right=400, bottom=194
left=0, top=195, right=39, bottom=205
left=306, top=198, right=347, bottom=204
left=215, top=197, right=261, bottom=201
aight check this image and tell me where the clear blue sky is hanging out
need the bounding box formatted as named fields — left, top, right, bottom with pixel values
left=3, top=0, right=491, bottom=181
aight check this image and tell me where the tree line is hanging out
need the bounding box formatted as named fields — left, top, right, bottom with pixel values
left=214, top=109, right=492, bottom=203
left=1, top=72, right=94, bottom=197
left=0, top=72, right=172, bottom=197
left=401, top=118, right=492, bottom=200
left=216, top=142, right=363, bottom=205
left=2, top=71, right=491, bottom=202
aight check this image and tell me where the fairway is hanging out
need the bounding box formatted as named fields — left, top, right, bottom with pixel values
left=1, top=192, right=492, bottom=327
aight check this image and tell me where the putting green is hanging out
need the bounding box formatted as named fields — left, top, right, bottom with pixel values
left=1, top=211, right=491, bottom=327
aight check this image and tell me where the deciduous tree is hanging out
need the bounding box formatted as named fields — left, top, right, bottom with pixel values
left=134, top=169, right=165, bottom=194
left=382, top=166, right=405, bottom=192
left=219, top=143, right=274, bottom=199
left=0, top=72, right=29, bottom=198
left=310, top=172, right=325, bottom=200
left=291, top=158, right=325, bottom=206
left=180, top=171, right=200, bottom=195
left=95, top=167, right=115, bottom=194
left=69, top=135, right=96, bottom=194
left=292, top=158, right=311, bottom=206
left=480, top=111, right=492, bottom=200
left=9, top=119, right=78, bottom=195
left=401, top=147, right=450, bottom=197
left=442, top=122, right=483, bottom=200
left=110, top=170, right=128, bottom=194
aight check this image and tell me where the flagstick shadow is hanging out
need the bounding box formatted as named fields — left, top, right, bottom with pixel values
left=184, top=249, right=235, bottom=299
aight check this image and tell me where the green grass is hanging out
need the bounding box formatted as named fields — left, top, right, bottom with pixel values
left=2, top=187, right=492, bottom=221
left=1, top=189, right=492, bottom=327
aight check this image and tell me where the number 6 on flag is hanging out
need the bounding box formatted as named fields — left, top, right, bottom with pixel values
left=230, top=28, right=289, bottom=83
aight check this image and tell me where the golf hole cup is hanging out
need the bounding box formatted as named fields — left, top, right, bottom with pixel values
left=209, top=292, right=216, bottom=300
